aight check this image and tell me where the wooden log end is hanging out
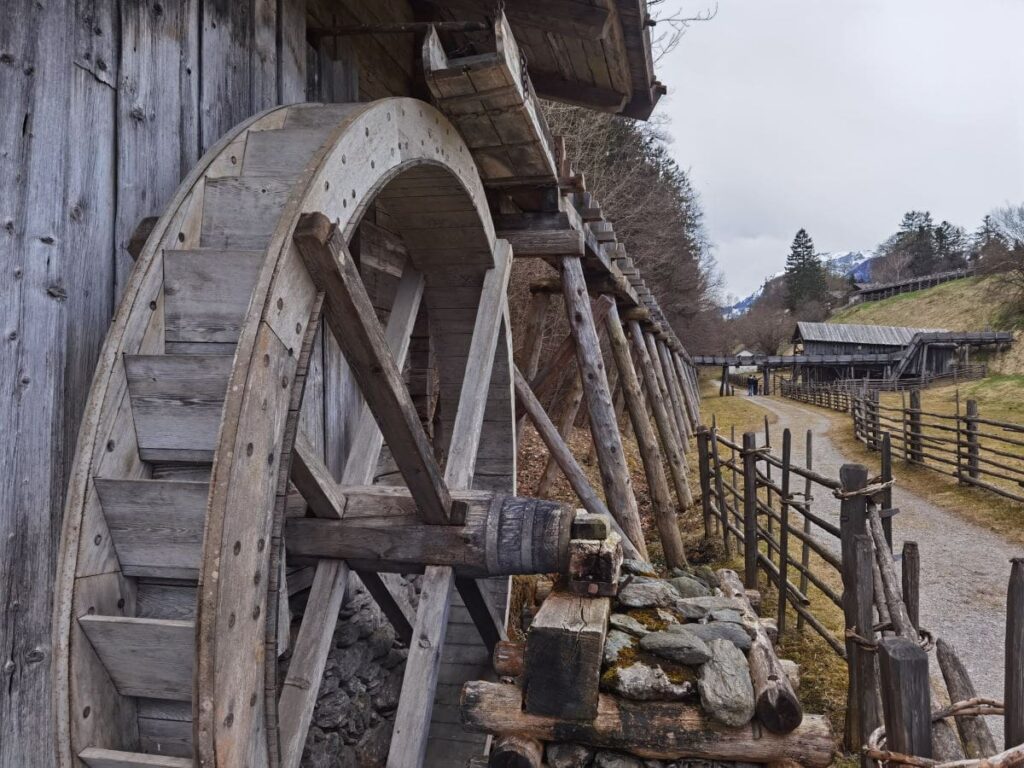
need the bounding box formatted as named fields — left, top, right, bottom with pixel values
left=756, top=687, right=804, bottom=734
left=294, top=211, right=335, bottom=246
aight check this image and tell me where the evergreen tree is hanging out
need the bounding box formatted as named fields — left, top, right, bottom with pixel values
left=784, top=229, right=828, bottom=311
left=897, top=210, right=937, bottom=275
left=934, top=220, right=967, bottom=270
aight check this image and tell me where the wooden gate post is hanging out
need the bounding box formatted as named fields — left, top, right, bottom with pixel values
left=908, top=389, right=923, bottom=463
left=1006, top=557, right=1024, bottom=749
left=696, top=427, right=714, bottom=540
left=561, top=257, right=647, bottom=559
left=878, top=637, right=932, bottom=759
left=742, top=432, right=759, bottom=589
left=966, top=399, right=980, bottom=480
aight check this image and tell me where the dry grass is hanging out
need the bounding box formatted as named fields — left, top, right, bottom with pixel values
left=830, top=275, right=1024, bottom=332
left=794, top=390, right=1024, bottom=549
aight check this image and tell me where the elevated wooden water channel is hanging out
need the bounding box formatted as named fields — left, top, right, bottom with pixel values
left=51, top=16, right=703, bottom=768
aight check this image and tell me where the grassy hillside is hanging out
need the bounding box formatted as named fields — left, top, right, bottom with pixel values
left=830, top=274, right=1024, bottom=330
left=829, top=274, right=1024, bottom=375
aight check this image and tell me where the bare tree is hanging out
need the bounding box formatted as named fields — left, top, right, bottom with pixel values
left=647, top=1, right=719, bottom=61
left=737, top=303, right=793, bottom=355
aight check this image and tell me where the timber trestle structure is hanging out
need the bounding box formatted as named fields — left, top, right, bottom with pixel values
left=53, top=15, right=702, bottom=768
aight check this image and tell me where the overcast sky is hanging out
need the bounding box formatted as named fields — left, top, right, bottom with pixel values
left=657, top=0, right=1024, bottom=302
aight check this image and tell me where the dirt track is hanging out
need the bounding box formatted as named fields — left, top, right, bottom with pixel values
left=746, top=394, right=1021, bottom=743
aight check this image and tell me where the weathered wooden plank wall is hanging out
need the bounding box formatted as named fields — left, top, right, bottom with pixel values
left=0, top=0, right=422, bottom=763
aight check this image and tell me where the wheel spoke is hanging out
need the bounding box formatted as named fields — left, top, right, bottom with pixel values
left=294, top=212, right=453, bottom=524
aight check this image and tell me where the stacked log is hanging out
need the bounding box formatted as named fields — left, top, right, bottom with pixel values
left=463, top=565, right=832, bottom=768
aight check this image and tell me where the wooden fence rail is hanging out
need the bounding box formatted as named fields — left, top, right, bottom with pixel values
left=781, top=380, right=1024, bottom=506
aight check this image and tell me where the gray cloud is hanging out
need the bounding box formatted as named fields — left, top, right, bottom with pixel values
left=657, top=0, right=1024, bottom=300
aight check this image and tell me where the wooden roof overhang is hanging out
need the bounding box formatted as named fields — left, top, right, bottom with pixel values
left=415, top=0, right=664, bottom=119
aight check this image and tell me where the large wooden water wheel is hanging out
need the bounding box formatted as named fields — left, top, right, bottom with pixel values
left=51, top=99, right=562, bottom=768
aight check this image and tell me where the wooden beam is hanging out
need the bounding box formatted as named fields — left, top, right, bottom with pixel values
left=523, top=590, right=609, bottom=719
left=529, top=74, right=628, bottom=113
left=604, top=304, right=686, bottom=568
left=498, top=229, right=583, bottom=257
left=294, top=212, right=453, bottom=524
left=561, top=259, right=646, bottom=558
left=531, top=295, right=613, bottom=403
left=284, top=492, right=573, bottom=576
left=279, top=258, right=425, bottom=768
left=388, top=245, right=512, bottom=768
left=513, top=365, right=643, bottom=562
left=627, top=320, right=693, bottom=512
left=460, top=682, right=835, bottom=767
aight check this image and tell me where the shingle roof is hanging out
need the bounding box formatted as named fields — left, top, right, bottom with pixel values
left=795, top=322, right=947, bottom=347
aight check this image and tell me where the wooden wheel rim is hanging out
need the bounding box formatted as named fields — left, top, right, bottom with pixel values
left=53, top=98, right=514, bottom=768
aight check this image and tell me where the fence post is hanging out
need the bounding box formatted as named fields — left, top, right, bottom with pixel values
left=878, top=637, right=932, bottom=759
left=840, top=463, right=870, bottom=751
left=880, top=432, right=893, bottom=549
left=764, top=416, right=773, bottom=537
left=777, top=429, right=792, bottom=639
left=902, top=541, right=920, bottom=629
left=696, top=427, right=714, bottom=541
left=908, top=389, right=923, bottom=463
left=796, top=429, right=813, bottom=632
left=742, top=431, right=759, bottom=589
left=709, top=429, right=730, bottom=556
left=966, top=399, right=980, bottom=480
left=851, top=534, right=880, bottom=765
left=1006, top=557, right=1024, bottom=749
left=870, top=391, right=881, bottom=451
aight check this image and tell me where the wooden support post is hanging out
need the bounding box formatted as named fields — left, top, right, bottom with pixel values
left=604, top=305, right=687, bottom=568
left=535, top=370, right=584, bottom=497
left=656, top=339, right=690, bottom=443
left=523, top=589, right=610, bottom=720
left=908, top=390, right=923, bottom=463
left=870, top=391, right=881, bottom=451
left=514, top=291, right=552, bottom=440
left=742, top=432, right=758, bottom=589
left=880, top=432, right=894, bottom=549
left=839, top=463, right=870, bottom=751
left=710, top=429, right=731, bottom=556
left=777, top=429, right=792, bottom=639
left=936, top=638, right=997, bottom=758
left=796, top=430, right=813, bottom=633
left=867, top=508, right=915, bottom=638
left=1006, top=557, right=1024, bottom=749
left=627, top=320, right=693, bottom=512
left=696, top=427, right=714, bottom=541
left=878, top=637, right=932, bottom=759
left=514, top=366, right=643, bottom=562
left=851, top=534, right=880, bottom=765
left=561, top=258, right=646, bottom=558
left=966, top=399, right=980, bottom=480
left=649, top=334, right=688, bottom=447
left=902, top=541, right=920, bottom=630
left=671, top=351, right=700, bottom=433
left=720, top=363, right=728, bottom=396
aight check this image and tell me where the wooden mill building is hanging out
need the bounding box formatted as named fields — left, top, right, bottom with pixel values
left=2, top=2, right=705, bottom=768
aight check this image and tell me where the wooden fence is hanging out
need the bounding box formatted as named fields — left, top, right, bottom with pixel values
left=698, top=421, right=1024, bottom=763
left=697, top=420, right=895, bottom=658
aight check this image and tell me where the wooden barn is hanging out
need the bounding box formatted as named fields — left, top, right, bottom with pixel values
left=792, top=322, right=1005, bottom=384
left=2, top=3, right=706, bottom=768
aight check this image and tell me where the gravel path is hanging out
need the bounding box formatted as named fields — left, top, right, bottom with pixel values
left=745, top=394, right=1021, bottom=743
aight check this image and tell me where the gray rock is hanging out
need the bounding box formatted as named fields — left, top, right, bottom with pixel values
left=610, top=613, right=651, bottom=637
left=622, top=559, right=659, bottom=576
left=693, top=566, right=721, bottom=589
left=708, top=608, right=745, bottom=625
left=698, top=639, right=755, bottom=726
left=639, top=630, right=711, bottom=665
left=617, top=578, right=680, bottom=609
left=606, top=662, right=692, bottom=701
left=672, top=621, right=752, bottom=652
left=679, top=596, right=743, bottom=613
left=669, top=575, right=712, bottom=599
left=604, top=629, right=637, bottom=666
left=594, top=751, right=645, bottom=768
left=547, top=742, right=595, bottom=768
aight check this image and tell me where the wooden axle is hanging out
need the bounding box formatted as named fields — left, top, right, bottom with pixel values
left=460, top=681, right=835, bottom=767
left=285, top=489, right=574, bottom=577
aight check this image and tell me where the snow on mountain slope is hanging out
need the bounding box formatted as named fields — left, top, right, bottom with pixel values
left=722, top=250, right=876, bottom=317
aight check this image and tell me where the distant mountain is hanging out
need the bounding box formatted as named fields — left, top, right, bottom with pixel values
left=722, top=250, right=876, bottom=317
